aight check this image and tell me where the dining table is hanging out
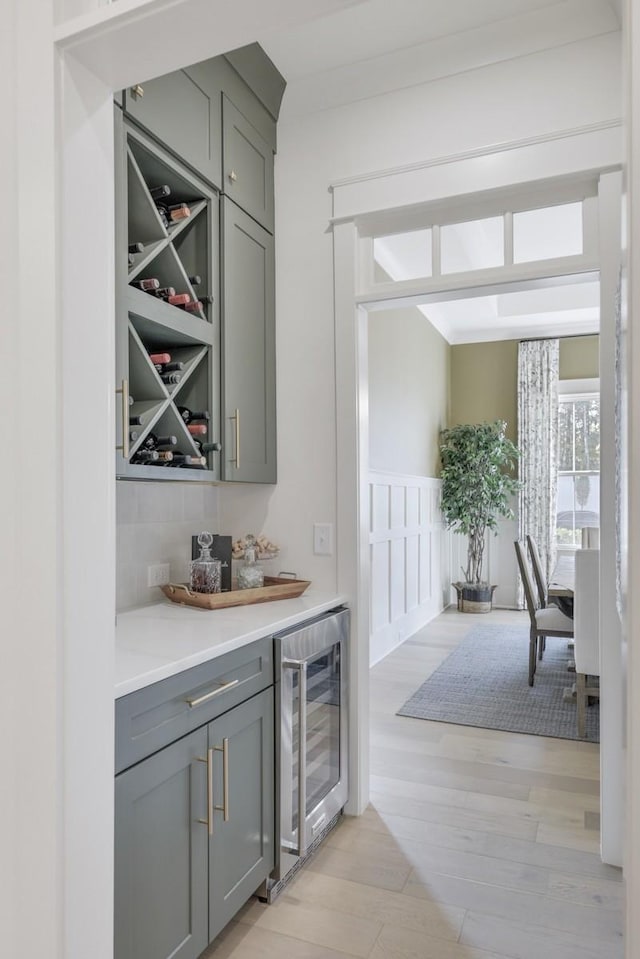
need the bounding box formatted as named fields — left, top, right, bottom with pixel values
left=548, top=552, right=575, bottom=599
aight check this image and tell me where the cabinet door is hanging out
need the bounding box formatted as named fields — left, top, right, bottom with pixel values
left=222, top=95, right=274, bottom=233
left=208, top=687, right=274, bottom=942
left=114, top=728, right=209, bottom=959
left=123, top=70, right=222, bottom=190
left=221, top=198, right=276, bottom=483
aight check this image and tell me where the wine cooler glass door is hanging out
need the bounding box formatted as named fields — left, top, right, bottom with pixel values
left=280, top=610, right=348, bottom=858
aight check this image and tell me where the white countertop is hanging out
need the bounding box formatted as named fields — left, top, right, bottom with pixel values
left=115, top=590, right=348, bottom=698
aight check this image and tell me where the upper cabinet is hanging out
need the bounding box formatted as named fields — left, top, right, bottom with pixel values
left=123, top=68, right=223, bottom=190
left=117, top=44, right=284, bottom=485
left=222, top=95, right=274, bottom=234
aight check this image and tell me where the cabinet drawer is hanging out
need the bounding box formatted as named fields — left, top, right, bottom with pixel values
left=115, top=636, right=273, bottom=773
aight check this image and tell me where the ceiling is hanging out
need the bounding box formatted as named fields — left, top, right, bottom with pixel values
left=261, top=0, right=620, bottom=118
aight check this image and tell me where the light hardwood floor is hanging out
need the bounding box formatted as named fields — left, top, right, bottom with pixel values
left=204, top=608, right=624, bottom=959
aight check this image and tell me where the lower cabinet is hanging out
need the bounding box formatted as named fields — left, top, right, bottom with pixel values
left=115, top=687, right=274, bottom=959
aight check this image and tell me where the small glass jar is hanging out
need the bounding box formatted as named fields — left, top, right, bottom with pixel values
left=237, top=535, right=264, bottom=590
left=190, top=531, right=222, bottom=593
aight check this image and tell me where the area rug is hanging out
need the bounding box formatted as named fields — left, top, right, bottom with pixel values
left=397, top=624, right=599, bottom=742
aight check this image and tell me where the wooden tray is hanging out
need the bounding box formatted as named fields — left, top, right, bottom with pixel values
left=161, top=576, right=311, bottom=610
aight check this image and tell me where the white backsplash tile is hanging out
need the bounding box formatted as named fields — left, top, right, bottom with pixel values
left=116, top=480, right=220, bottom=611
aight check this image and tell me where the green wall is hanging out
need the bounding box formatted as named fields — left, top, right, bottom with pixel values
left=450, top=340, right=519, bottom=443
left=450, top=335, right=599, bottom=444
left=559, top=334, right=599, bottom=379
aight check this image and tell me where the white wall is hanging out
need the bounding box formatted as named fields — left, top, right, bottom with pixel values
left=219, top=30, right=621, bottom=602
left=368, top=306, right=449, bottom=477
left=116, top=481, right=220, bottom=609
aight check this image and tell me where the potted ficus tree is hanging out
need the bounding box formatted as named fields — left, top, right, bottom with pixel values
left=440, top=420, right=520, bottom=612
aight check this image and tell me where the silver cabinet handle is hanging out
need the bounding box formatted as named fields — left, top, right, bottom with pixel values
left=228, top=170, right=238, bottom=182
left=115, top=379, right=130, bottom=459
left=284, top=660, right=307, bottom=856
left=195, top=749, right=214, bottom=835
left=229, top=409, right=240, bottom=469
left=130, top=84, right=144, bottom=99
left=186, top=679, right=239, bottom=709
left=213, top=738, right=230, bottom=821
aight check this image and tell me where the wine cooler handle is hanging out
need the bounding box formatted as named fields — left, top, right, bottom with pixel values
left=283, top=659, right=308, bottom=856
left=116, top=379, right=130, bottom=459
left=229, top=408, right=240, bottom=470
left=228, top=170, right=238, bottom=182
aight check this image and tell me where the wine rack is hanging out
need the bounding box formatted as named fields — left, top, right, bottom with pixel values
left=115, top=114, right=221, bottom=481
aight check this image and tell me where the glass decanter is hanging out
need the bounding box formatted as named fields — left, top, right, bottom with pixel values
left=237, top=534, right=264, bottom=590
left=190, top=531, right=222, bottom=593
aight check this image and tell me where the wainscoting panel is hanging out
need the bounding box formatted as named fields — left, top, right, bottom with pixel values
left=369, top=471, right=447, bottom=665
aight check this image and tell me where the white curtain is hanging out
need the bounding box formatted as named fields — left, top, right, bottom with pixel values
left=517, top=339, right=559, bottom=607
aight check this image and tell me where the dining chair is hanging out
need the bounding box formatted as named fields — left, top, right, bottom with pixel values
left=514, top=541, right=574, bottom=686
left=526, top=535, right=548, bottom=608
left=573, top=547, right=600, bottom=738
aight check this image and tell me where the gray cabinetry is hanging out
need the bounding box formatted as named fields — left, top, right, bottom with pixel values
left=208, top=687, right=274, bottom=941
left=123, top=68, right=222, bottom=190
left=114, top=727, right=209, bottom=959
left=222, top=95, right=274, bottom=233
left=114, top=640, right=275, bottom=959
left=221, top=198, right=276, bottom=484
left=115, top=113, right=221, bottom=482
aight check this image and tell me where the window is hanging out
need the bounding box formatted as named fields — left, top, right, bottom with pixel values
left=513, top=202, right=583, bottom=264
left=556, top=386, right=600, bottom=547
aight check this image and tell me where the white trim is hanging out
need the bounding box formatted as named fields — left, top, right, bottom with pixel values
left=331, top=125, right=622, bottom=221
left=330, top=120, right=623, bottom=191
left=558, top=376, right=600, bottom=394
left=597, top=169, right=624, bottom=867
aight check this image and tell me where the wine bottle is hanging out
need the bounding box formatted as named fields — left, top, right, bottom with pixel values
left=166, top=293, right=191, bottom=307
left=178, top=406, right=210, bottom=424
left=163, top=452, right=205, bottom=468
left=156, top=202, right=191, bottom=225
left=168, top=202, right=191, bottom=221
left=131, top=449, right=159, bottom=464
left=130, top=415, right=143, bottom=426
left=194, top=440, right=222, bottom=454
left=154, top=361, right=184, bottom=373
left=187, top=423, right=207, bottom=437
left=152, top=286, right=176, bottom=299
left=155, top=451, right=174, bottom=463
left=149, top=184, right=171, bottom=201
left=128, top=242, right=144, bottom=255
left=128, top=253, right=135, bottom=267
left=129, top=430, right=140, bottom=443
left=187, top=274, right=202, bottom=287
left=148, top=352, right=171, bottom=365
left=142, top=433, right=178, bottom=451
left=180, top=300, right=204, bottom=314
left=132, top=277, right=160, bottom=292
left=161, top=371, right=182, bottom=385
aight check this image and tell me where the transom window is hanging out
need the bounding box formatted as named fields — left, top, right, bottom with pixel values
left=371, top=198, right=591, bottom=285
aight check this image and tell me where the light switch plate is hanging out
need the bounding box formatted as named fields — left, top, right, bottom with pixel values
left=313, top=523, right=333, bottom=556
left=148, top=563, right=171, bottom=587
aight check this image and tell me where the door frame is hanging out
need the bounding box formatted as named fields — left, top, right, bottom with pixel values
left=332, top=130, right=624, bottom=858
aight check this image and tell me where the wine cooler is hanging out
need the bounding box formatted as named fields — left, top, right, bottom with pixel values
left=262, top=608, right=349, bottom=901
